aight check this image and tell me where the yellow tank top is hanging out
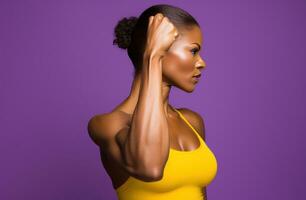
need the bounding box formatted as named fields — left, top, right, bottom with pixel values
left=115, top=108, right=218, bottom=200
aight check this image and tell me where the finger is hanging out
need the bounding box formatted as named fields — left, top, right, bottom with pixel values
left=148, top=16, right=153, bottom=27
left=162, top=16, right=169, bottom=21
left=154, top=13, right=164, bottom=26
left=160, top=16, right=169, bottom=25
left=174, top=31, right=179, bottom=39
left=155, top=13, right=164, bottom=19
left=159, top=16, right=173, bottom=31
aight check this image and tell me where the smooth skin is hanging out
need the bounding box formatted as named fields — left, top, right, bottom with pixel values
left=88, top=13, right=208, bottom=197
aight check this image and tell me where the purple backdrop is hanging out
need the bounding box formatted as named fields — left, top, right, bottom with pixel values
left=1, top=0, right=305, bottom=200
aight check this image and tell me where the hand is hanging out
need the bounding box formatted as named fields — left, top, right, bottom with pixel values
left=145, top=13, right=179, bottom=59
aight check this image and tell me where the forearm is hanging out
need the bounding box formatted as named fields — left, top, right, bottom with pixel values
left=124, top=52, right=169, bottom=175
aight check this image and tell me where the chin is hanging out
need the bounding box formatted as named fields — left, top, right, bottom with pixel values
left=171, top=78, right=197, bottom=93
left=186, top=87, right=195, bottom=93
left=175, top=84, right=196, bottom=93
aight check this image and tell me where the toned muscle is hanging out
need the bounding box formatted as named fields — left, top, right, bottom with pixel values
left=91, top=107, right=206, bottom=189
left=87, top=11, right=211, bottom=199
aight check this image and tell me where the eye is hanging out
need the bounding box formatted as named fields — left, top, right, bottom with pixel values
left=191, top=48, right=199, bottom=56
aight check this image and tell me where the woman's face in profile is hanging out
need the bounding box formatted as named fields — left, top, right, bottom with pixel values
left=161, top=25, right=206, bottom=92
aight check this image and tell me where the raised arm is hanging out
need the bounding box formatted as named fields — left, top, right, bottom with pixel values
left=122, top=53, right=169, bottom=179
left=122, top=13, right=178, bottom=180
left=88, top=13, right=179, bottom=182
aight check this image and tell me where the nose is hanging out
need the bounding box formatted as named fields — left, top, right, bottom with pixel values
left=196, top=57, right=206, bottom=70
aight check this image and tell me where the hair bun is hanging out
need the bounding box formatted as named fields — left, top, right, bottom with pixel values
left=113, top=16, right=138, bottom=49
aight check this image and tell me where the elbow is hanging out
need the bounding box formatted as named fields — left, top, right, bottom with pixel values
left=133, top=165, right=164, bottom=182
left=145, top=167, right=164, bottom=181
left=124, top=150, right=166, bottom=182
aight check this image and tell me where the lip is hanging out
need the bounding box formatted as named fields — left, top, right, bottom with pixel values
left=192, top=74, right=201, bottom=83
left=192, top=76, right=200, bottom=83
left=193, top=73, right=201, bottom=78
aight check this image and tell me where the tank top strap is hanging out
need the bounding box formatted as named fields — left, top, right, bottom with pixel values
left=173, top=108, right=203, bottom=143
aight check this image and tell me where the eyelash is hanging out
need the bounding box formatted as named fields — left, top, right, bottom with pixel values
left=191, top=48, right=199, bottom=56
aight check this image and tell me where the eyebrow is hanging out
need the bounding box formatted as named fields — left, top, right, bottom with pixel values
left=192, top=42, right=201, bottom=50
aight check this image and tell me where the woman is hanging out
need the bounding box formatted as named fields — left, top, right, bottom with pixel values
left=87, top=4, right=218, bottom=200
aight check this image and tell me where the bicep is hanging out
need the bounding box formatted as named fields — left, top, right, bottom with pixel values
left=103, top=126, right=136, bottom=174
left=87, top=115, right=156, bottom=180
left=87, top=115, right=133, bottom=173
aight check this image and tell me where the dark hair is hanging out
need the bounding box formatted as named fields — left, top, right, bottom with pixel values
left=113, top=4, right=200, bottom=77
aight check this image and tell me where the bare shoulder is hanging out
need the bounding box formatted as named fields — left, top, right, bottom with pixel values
left=87, top=111, right=131, bottom=146
left=177, top=107, right=206, bottom=141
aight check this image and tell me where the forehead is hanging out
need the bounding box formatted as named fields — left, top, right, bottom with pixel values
left=177, top=26, right=203, bottom=45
